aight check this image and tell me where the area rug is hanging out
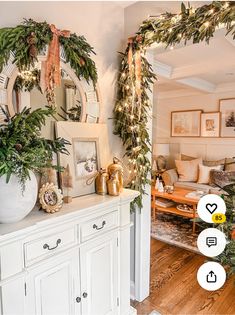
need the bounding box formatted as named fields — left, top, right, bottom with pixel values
left=151, top=213, right=202, bottom=253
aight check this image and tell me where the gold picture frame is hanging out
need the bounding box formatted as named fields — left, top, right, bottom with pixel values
left=39, top=183, right=63, bottom=213
left=201, top=112, right=220, bottom=138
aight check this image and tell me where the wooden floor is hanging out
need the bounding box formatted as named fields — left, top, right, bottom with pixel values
left=133, top=239, right=235, bottom=315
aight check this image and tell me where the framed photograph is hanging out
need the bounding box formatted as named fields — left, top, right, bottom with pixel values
left=220, top=99, right=235, bottom=137
left=39, top=183, right=63, bottom=213
left=201, top=112, right=220, bottom=137
left=73, top=138, right=99, bottom=179
left=56, top=122, right=110, bottom=197
left=171, top=110, right=202, bottom=137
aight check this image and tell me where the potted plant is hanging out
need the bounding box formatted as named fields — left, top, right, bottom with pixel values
left=0, top=106, right=69, bottom=223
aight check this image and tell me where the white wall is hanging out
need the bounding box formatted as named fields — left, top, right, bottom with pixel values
left=153, top=88, right=235, bottom=166
left=0, top=1, right=125, bottom=157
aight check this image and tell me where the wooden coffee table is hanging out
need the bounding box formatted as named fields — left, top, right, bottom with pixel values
left=151, top=187, right=199, bottom=233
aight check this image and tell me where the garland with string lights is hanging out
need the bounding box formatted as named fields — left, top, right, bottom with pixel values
left=113, top=1, right=235, bottom=211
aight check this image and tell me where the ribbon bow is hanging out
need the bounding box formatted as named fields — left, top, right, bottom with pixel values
left=41, top=24, right=70, bottom=93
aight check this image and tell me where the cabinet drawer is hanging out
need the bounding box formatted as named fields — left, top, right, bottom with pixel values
left=80, top=210, right=118, bottom=242
left=24, top=227, right=77, bottom=266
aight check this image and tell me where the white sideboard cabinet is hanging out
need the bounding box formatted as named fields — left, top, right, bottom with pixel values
left=0, top=189, right=138, bottom=315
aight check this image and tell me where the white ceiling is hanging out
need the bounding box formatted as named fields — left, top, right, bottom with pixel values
left=152, top=28, right=235, bottom=98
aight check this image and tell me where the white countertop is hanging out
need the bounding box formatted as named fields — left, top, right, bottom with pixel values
left=0, top=189, right=139, bottom=241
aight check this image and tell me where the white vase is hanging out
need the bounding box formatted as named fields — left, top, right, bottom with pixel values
left=0, top=171, right=38, bottom=223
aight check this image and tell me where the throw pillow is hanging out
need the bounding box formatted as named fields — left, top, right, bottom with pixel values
left=180, top=154, right=196, bottom=161
left=197, top=164, right=222, bottom=184
left=181, top=154, right=225, bottom=168
left=175, top=158, right=202, bottom=182
left=203, top=158, right=225, bottom=167
left=225, top=157, right=235, bottom=171
left=210, top=170, right=235, bottom=187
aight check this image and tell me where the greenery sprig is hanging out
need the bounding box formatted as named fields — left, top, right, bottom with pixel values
left=113, top=1, right=235, bottom=211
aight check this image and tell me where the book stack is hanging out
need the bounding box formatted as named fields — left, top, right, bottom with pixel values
left=155, top=198, right=175, bottom=208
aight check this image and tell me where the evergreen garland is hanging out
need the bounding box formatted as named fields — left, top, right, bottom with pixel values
left=113, top=1, right=235, bottom=211
left=0, top=19, right=97, bottom=84
left=113, top=0, right=235, bottom=275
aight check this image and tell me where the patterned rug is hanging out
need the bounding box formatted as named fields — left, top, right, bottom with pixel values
left=151, top=213, right=202, bottom=253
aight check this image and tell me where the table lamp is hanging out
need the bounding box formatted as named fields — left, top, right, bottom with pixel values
left=153, top=143, right=169, bottom=171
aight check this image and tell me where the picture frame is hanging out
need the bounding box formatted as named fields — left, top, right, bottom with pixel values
left=220, top=98, right=235, bottom=137
left=39, top=183, right=63, bottom=213
left=56, top=122, right=110, bottom=197
left=201, top=112, right=220, bottom=137
left=171, top=110, right=202, bottom=137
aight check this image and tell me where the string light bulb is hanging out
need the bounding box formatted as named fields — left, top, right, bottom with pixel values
left=177, top=33, right=182, bottom=39
left=118, top=106, right=122, bottom=112
left=125, top=85, right=130, bottom=90
left=204, top=21, right=210, bottom=28
left=130, top=114, right=134, bottom=120
left=189, top=7, right=195, bottom=15
left=223, top=2, right=229, bottom=9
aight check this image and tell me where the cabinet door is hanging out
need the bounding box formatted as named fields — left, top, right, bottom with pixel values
left=0, top=277, right=25, bottom=315
left=25, top=249, right=81, bottom=315
left=80, top=232, right=118, bottom=315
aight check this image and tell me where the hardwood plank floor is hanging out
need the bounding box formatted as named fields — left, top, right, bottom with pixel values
left=133, top=239, right=235, bottom=315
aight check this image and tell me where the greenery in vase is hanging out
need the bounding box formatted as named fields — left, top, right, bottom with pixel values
left=0, top=106, right=70, bottom=190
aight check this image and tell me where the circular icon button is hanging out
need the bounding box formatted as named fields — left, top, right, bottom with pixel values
left=197, top=194, right=226, bottom=223
left=197, top=262, right=226, bottom=291
left=197, top=228, right=226, bottom=257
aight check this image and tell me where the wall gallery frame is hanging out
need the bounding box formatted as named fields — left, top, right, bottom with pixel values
left=171, top=110, right=202, bottom=137
left=201, top=112, right=220, bottom=138
left=220, top=99, right=235, bottom=138
left=56, top=122, right=110, bottom=197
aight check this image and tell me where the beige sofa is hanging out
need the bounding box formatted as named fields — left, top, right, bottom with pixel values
left=162, top=155, right=235, bottom=194
left=162, top=168, right=221, bottom=194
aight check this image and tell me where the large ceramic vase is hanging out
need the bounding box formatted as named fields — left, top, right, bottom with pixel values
left=0, top=171, right=38, bottom=223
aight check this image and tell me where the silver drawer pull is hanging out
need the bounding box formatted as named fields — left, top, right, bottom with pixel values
left=93, top=220, right=106, bottom=230
left=43, top=238, right=61, bottom=250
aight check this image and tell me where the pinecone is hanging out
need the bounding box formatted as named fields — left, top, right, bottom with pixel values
left=29, top=45, right=37, bottom=58
left=80, top=58, right=85, bottom=66
left=15, top=143, right=23, bottom=151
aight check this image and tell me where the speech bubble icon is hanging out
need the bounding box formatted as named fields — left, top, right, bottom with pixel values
left=206, top=237, right=217, bottom=247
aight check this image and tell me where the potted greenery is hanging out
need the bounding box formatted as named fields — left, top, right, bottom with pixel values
left=0, top=106, right=69, bottom=223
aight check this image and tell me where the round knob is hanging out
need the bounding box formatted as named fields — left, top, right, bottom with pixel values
left=76, top=297, right=81, bottom=303
left=83, top=292, right=88, bottom=298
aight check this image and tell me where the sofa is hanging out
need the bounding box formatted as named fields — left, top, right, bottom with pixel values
left=162, top=154, right=235, bottom=194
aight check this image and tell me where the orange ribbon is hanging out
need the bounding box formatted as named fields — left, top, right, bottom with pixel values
left=127, top=37, right=134, bottom=77
left=42, top=24, right=70, bottom=92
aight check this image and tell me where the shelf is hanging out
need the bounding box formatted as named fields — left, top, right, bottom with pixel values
left=154, top=205, right=196, bottom=218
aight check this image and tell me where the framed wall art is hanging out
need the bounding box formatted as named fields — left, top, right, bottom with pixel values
left=201, top=112, right=220, bottom=137
left=56, top=122, right=110, bottom=197
left=220, top=99, right=235, bottom=137
left=171, top=110, right=202, bottom=137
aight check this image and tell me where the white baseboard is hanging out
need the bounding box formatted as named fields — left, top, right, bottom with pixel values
left=130, top=280, right=136, bottom=300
